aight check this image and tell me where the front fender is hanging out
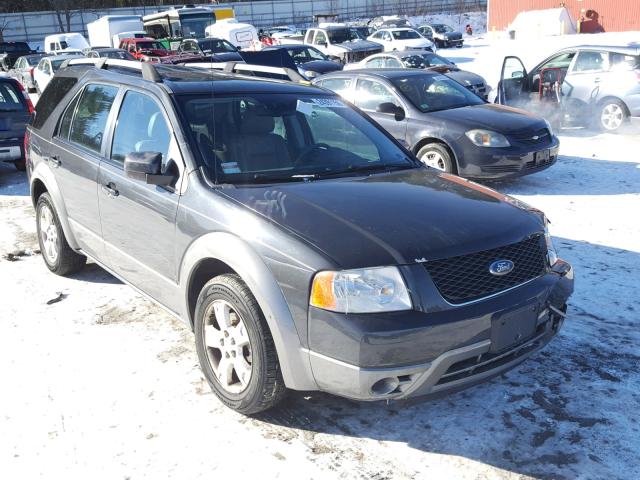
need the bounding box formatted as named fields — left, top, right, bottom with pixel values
left=179, top=232, right=318, bottom=391
left=30, top=162, right=80, bottom=250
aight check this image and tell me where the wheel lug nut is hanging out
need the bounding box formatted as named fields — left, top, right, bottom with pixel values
left=231, top=351, right=236, bottom=357
left=230, top=339, right=235, bottom=345
left=220, top=339, right=224, bottom=346
left=224, top=331, right=229, bottom=338
left=225, top=352, right=230, bottom=358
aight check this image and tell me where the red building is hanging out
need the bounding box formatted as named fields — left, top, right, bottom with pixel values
left=487, top=0, right=640, bottom=33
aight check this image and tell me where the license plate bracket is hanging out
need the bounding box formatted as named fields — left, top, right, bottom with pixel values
left=535, top=149, right=550, bottom=163
left=491, top=304, right=538, bottom=353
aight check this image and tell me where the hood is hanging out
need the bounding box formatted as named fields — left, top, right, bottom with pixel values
left=298, top=60, right=343, bottom=74
left=396, top=39, right=433, bottom=48
left=429, top=104, right=546, bottom=133
left=339, top=40, right=382, bottom=52
left=444, top=69, right=485, bottom=86
left=221, top=169, right=543, bottom=269
left=444, top=32, right=463, bottom=40
left=140, top=49, right=170, bottom=57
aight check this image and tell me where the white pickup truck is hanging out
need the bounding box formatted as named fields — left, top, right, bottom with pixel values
left=299, top=25, right=382, bottom=64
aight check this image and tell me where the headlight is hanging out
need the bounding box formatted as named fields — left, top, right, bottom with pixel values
left=544, top=119, right=554, bottom=136
left=303, top=69, right=318, bottom=79
left=310, top=266, right=412, bottom=313
left=465, top=129, right=511, bottom=147
left=544, top=223, right=558, bottom=267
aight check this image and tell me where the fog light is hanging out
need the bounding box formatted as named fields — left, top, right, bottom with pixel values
left=371, top=377, right=399, bottom=395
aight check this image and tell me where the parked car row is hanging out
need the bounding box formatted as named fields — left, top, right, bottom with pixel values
left=24, top=58, right=574, bottom=415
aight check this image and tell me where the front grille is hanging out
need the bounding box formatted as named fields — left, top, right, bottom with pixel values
left=509, top=128, right=550, bottom=146
left=481, top=164, right=521, bottom=173
left=424, top=235, right=547, bottom=304
left=347, top=49, right=382, bottom=63
left=466, top=83, right=487, bottom=98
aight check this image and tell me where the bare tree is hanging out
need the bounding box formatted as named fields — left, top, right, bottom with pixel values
left=0, top=17, right=14, bottom=42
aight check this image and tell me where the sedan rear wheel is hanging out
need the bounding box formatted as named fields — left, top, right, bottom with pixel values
left=417, top=143, right=455, bottom=173
left=599, top=100, right=627, bottom=132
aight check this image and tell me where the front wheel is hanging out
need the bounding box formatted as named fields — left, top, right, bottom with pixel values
left=417, top=143, right=455, bottom=173
left=597, top=99, right=627, bottom=132
left=36, top=192, right=86, bottom=275
left=194, top=274, right=286, bottom=414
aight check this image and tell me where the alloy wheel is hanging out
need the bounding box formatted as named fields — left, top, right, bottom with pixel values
left=39, top=203, right=59, bottom=264
left=600, top=103, right=624, bottom=131
left=203, top=299, right=253, bottom=394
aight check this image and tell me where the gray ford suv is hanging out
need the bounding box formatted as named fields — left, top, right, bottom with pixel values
left=26, top=59, right=573, bottom=414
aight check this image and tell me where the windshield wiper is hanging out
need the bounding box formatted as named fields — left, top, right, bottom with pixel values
left=317, top=162, right=414, bottom=178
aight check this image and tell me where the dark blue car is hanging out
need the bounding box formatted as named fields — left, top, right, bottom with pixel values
left=262, top=44, right=343, bottom=79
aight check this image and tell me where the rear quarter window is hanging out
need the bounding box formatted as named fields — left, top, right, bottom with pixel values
left=32, top=77, right=77, bottom=129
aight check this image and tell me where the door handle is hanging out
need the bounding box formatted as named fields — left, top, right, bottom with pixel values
left=101, top=183, right=119, bottom=198
left=48, top=155, right=61, bottom=168
left=594, top=77, right=601, bottom=83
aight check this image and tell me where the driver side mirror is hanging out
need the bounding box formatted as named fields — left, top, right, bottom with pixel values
left=376, top=102, right=406, bottom=121
left=124, top=152, right=174, bottom=186
left=316, top=40, right=327, bottom=47
left=511, top=70, right=524, bottom=78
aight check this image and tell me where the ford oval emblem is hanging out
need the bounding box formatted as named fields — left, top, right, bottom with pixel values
left=489, top=259, right=515, bottom=276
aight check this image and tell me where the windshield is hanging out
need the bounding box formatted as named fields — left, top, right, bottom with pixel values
left=0, top=42, right=30, bottom=53
left=26, top=56, right=44, bottom=65
left=51, top=59, right=69, bottom=71
left=433, top=25, right=453, bottom=33
left=137, top=41, right=166, bottom=50
left=349, top=27, right=368, bottom=40
left=199, top=39, right=237, bottom=53
left=287, top=47, right=328, bottom=64
left=103, top=50, right=135, bottom=60
left=327, top=29, right=359, bottom=44
left=392, top=30, right=421, bottom=40
left=401, top=53, right=454, bottom=69
left=179, top=14, right=215, bottom=38
left=177, top=93, right=416, bottom=184
left=392, top=74, right=485, bottom=112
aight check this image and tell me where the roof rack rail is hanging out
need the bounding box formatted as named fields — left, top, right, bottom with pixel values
left=183, top=61, right=308, bottom=84
left=59, top=58, right=163, bottom=83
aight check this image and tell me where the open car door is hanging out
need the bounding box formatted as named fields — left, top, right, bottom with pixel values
left=497, top=56, right=528, bottom=105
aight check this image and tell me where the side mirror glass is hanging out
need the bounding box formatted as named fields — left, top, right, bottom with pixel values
left=317, top=40, right=327, bottom=47
left=376, top=102, right=406, bottom=121
left=511, top=70, right=524, bottom=79
left=124, top=151, right=173, bottom=186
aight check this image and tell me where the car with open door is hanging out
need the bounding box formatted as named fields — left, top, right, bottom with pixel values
left=497, top=46, right=640, bottom=132
left=314, top=69, right=559, bottom=179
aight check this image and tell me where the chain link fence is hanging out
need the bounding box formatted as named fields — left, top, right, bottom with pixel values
left=0, top=0, right=486, bottom=44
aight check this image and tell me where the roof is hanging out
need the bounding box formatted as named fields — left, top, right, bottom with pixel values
left=374, top=50, right=439, bottom=57
left=320, top=68, right=438, bottom=79
left=557, top=44, right=640, bottom=55
left=376, top=27, right=417, bottom=31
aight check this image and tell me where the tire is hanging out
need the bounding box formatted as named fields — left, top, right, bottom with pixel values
left=13, top=159, right=26, bottom=171
left=417, top=142, right=456, bottom=173
left=35, top=192, right=86, bottom=276
left=596, top=99, right=628, bottom=132
left=194, top=274, right=286, bottom=414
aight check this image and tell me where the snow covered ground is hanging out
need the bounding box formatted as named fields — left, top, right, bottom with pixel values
left=2, top=19, right=640, bottom=480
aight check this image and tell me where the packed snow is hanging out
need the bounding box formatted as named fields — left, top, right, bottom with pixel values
left=1, top=11, right=639, bottom=480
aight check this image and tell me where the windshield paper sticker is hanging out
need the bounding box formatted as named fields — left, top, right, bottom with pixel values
left=296, top=99, right=313, bottom=115
left=310, top=98, right=347, bottom=108
left=221, top=162, right=241, bottom=174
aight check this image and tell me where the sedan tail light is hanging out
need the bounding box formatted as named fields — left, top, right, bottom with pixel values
left=14, top=80, right=35, bottom=113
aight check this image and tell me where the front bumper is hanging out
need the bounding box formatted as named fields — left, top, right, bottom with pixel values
left=306, top=261, right=573, bottom=401
left=456, top=136, right=560, bottom=179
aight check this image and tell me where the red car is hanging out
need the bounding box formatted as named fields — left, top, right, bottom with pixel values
left=119, top=38, right=172, bottom=62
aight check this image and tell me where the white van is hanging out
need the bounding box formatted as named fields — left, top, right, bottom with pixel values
left=205, top=19, right=259, bottom=51
left=87, top=15, right=144, bottom=48
left=44, top=33, right=90, bottom=54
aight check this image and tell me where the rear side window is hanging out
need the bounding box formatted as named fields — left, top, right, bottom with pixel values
left=317, top=77, right=352, bottom=96
left=57, top=93, right=81, bottom=140
left=110, top=91, right=170, bottom=165
left=610, top=53, right=640, bottom=71
left=32, top=77, right=77, bottom=129
left=0, top=82, right=25, bottom=111
left=69, top=84, right=118, bottom=153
